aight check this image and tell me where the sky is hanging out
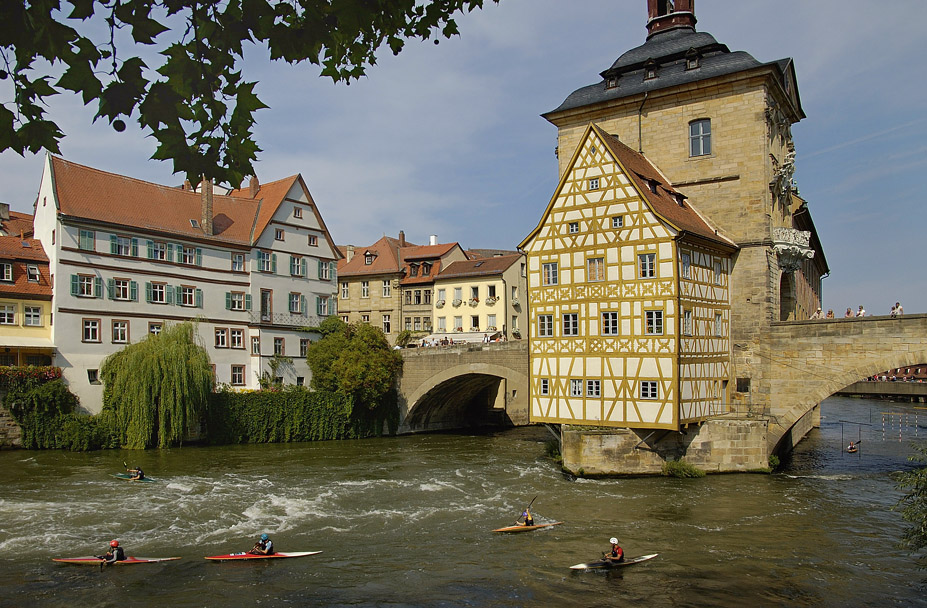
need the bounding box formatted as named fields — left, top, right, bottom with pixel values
left=1, top=0, right=925, bottom=315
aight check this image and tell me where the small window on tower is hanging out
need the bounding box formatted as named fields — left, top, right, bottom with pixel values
left=588, top=178, right=599, bottom=190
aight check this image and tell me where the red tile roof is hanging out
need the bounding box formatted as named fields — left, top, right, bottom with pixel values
left=49, top=156, right=305, bottom=247
left=2, top=211, right=35, bottom=238
left=0, top=237, right=52, bottom=299
left=401, top=243, right=459, bottom=261
left=337, top=236, right=405, bottom=277
left=593, top=126, right=736, bottom=249
left=437, top=253, right=522, bottom=279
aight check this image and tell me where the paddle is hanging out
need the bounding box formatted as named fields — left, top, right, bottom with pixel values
left=516, top=495, right=538, bottom=525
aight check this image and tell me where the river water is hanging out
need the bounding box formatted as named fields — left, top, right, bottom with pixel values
left=1, top=395, right=925, bottom=607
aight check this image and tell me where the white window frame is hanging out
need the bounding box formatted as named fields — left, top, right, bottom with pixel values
left=112, top=320, right=128, bottom=343
left=341, top=282, right=349, bottom=299
left=641, top=381, right=659, bottom=400
left=611, top=216, right=623, bottom=228
left=542, top=262, right=558, bottom=286
left=689, top=118, right=711, bottom=157
left=538, top=314, right=554, bottom=337
left=0, top=304, right=15, bottom=324
left=684, top=309, right=693, bottom=336
left=540, top=378, right=550, bottom=396
left=645, top=310, right=664, bottom=335
left=638, top=253, right=656, bottom=279
left=681, top=252, right=691, bottom=279
left=602, top=312, right=619, bottom=336
left=588, top=178, right=599, bottom=190
left=382, top=280, right=391, bottom=297
left=570, top=379, right=583, bottom=397
left=24, top=306, right=41, bottom=326
left=586, top=379, right=601, bottom=398
left=230, top=328, right=244, bottom=349
left=232, top=253, right=245, bottom=272
left=715, top=312, right=723, bottom=337
left=563, top=313, right=579, bottom=336
left=361, top=281, right=369, bottom=298
left=588, top=257, right=605, bottom=282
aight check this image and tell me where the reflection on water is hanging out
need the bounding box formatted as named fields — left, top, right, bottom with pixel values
left=1, top=395, right=926, bottom=607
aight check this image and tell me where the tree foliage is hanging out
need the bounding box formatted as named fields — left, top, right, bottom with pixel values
left=895, top=444, right=927, bottom=557
left=306, top=318, right=402, bottom=410
left=0, top=0, right=498, bottom=187
left=101, top=321, right=212, bottom=448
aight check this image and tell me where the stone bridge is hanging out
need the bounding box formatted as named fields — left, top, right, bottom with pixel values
left=763, top=314, right=927, bottom=453
left=396, top=341, right=529, bottom=433
left=397, top=315, right=927, bottom=467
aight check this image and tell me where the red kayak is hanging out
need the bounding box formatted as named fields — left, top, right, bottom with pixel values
left=53, top=556, right=181, bottom=565
left=204, top=551, right=322, bottom=561
left=493, top=522, right=563, bottom=533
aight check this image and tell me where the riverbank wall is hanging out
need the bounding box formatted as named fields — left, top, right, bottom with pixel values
left=0, top=404, right=22, bottom=448
left=560, top=415, right=782, bottom=475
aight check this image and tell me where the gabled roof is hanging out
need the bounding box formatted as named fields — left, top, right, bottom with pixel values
left=337, top=235, right=405, bottom=277
left=47, top=156, right=334, bottom=251
left=545, top=25, right=803, bottom=121
left=0, top=237, right=52, bottom=299
left=398, top=242, right=465, bottom=285
left=437, top=253, right=522, bottom=280
left=520, top=124, right=736, bottom=252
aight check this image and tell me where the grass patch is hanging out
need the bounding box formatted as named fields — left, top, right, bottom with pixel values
left=662, top=459, right=706, bottom=478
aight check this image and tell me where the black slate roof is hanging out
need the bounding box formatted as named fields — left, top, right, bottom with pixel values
left=545, top=26, right=801, bottom=117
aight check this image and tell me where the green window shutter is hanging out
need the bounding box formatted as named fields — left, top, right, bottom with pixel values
left=331, top=298, right=337, bottom=315
left=70, top=274, right=79, bottom=296
left=316, top=296, right=322, bottom=316
left=195, top=289, right=203, bottom=308
left=177, top=244, right=184, bottom=262
left=302, top=259, right=308, bottom=278
left=147, top=240, right=154, bottom=259
left=329, top=261, right=335, bottom=282
left=166, top=243, right=174, bottom=262
left=245, top=294, right=252, bottom=311
left=289, top=255, right=296, bottom=275
left=175, top=286, right=182, bottom=303
left=301, top=295, right=307, bottom=315
left=318, top=259, right=323, bottom=280
left=131, top=238, right=139, bottom=257
left=130, top=281, right=138, bottom=301
left=145, top=282, right=152, bottom=303
left=225, top=292, right=232, bottom=310
left=166, top=285, right=174, bottom=305
left=94, top=277, right=103, bottom=297
left=271, top=254, right=277, bottom=274
left=107, top=278, right=115, bottom=299
left=195, top=248, right=202, bottom=266
left=109, top=235, right=117, bottom=254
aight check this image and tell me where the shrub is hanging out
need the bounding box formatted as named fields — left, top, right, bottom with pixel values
left=662, top=459, right=706, bottom=478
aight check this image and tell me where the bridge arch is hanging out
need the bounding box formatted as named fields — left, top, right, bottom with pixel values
left=396, top=343, right=530, bottom=434
left=765, top=315, right=927, bottom=453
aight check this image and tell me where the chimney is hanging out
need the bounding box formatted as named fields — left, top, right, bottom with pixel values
left=646, top=0, right=696, bottom=39
left=398, top=231, right=407, bottom=247
left=346, top=245, right=355, bottom=262
left=183, top=179, right=192, bottom=191
left=429, top=235, right=437, bottom=246
left=200, top=177, right=214, bottom=236
left=249, top=175, right=260, bottom=198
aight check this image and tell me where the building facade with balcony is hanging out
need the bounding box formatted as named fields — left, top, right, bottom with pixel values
left=32, top=154, right=340, bottom=413
left=431, top=253, right=527, bottom=342
left=399, top=241, right=468, bottom=339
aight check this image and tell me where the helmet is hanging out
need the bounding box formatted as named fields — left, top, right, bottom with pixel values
left=522, top=512, right=528, bottom=517
left=609, top=538, right=618, bottom=544
left=260, top=533, right=269, bottom=541
left=110, top=540, right=119, bottom=547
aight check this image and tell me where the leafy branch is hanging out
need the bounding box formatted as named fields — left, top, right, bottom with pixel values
left=0, top=0, right=497, bottom=187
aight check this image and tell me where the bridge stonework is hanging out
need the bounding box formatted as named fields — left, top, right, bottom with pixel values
left=397, top=342, right=530, bottom=434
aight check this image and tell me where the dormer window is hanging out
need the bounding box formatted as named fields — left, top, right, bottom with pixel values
left=422, top=262, right=432, bottom=275
left=647, top=180, right=659, bottom=194
left=27, top=264, right=40, bottom=282
left=644, top=59, right=658, bottom=80
left=190, top=219, right=200, bottom=228
left=673, top=193, right=685, bottom=207
left=685, top=49, right=700, bottom=70
left=409, top=264, right=419, bottom=277
left=364, top=252, right=375, bottom=265
left=605, top=77, right=618, bottom=90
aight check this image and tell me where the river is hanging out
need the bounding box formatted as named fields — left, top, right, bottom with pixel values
left=1, top=395, right=925, bottom=607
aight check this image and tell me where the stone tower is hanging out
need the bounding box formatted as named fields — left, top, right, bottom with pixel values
left=542, top=2, right=828, bottom=423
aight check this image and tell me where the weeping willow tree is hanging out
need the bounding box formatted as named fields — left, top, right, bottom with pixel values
left=101, top=322, right=212, bottom=449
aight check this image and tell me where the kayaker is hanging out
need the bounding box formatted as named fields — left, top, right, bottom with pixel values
left=517, top=509, right=535, bottom=527
left=97, top=540, right=126, bottom=564
left=250, top=533, right=274, bottom=555
left=607, top=537, right=624, bottom=563
left=126, top=466, right=144, bottom=481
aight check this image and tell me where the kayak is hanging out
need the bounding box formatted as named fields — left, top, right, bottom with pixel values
left=53, top=556, right=181, bottom=565
left=569, top=553, right=658, bottom=570
left=204, top=551, right=322, bottom=561
left=493, top=522, right=563, bottom=533
left=111, top=473, right=157, bottom=483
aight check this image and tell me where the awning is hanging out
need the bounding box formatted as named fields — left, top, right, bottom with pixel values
left=0, top=336, right=55, bottom=348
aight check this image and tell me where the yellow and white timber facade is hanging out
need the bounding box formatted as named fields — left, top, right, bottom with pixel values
left=520, top=124, right=735, bottom=430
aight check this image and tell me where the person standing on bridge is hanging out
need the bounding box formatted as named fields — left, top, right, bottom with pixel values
left=895, top=302, right=903, bottom=317
left=844, top=308, right=854, bottom=318
left=856, top=305, right=866, bottom=317
left=826, top=309, right=835, bottom=319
